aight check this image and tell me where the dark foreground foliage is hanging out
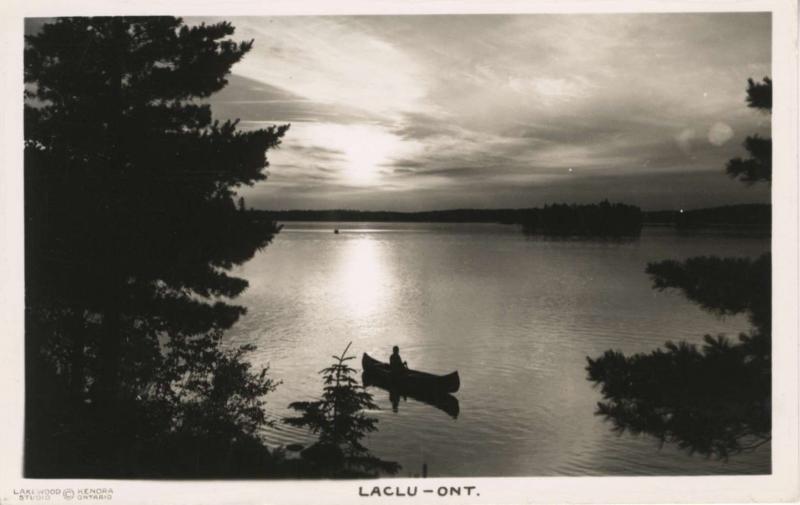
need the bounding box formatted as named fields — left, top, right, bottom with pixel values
left=285, top=343, right=400, bottom=478
left=587, top=254, right=771, bottom=459
left=586, top=334, right=770, bottom=459
left=646, top=254, right=770, bottom=335
left=726, top=77, right=771, bottom=185
left=588, top=76, right=771, bottom=461
left=25, top=17, right=289, bottom=477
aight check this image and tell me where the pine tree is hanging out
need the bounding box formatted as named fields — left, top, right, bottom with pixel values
left=24, top=17, right=288, bottom=477
left=285, top=343, right=400, bottom=477
left=588, top=77, right=773, bottom=455
left=587, top=255, right=771, bottom=458
left=726, top=77, right=771, bottom=184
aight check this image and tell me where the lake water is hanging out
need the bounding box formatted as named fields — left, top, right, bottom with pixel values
left=225, top=222, right=771, bottom=476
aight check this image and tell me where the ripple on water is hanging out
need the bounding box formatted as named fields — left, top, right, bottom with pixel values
left=226, top=224, right=770, bottom=476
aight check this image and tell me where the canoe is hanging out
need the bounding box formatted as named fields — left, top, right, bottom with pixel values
left=361, top=352, right=460, bottom=394
left=362, top=371, right=460, bottom=419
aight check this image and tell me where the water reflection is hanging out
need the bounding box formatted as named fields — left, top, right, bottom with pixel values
left=362, top=371, right=460, bottom=419
left=240, top=223, right=770, bottom=475
left=334, top=237, right=390, bottom=317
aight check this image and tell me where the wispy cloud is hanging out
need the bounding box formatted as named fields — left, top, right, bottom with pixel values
left=196, top=13, right=771, bottom=210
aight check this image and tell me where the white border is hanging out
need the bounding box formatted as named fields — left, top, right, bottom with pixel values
left=1, top=1, right=797, bottom=504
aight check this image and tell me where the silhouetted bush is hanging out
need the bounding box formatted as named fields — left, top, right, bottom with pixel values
left=285, top=343, right=400, bottom=477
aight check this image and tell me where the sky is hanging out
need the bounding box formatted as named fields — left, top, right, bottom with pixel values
left=96, top=15, right=779, bottom=210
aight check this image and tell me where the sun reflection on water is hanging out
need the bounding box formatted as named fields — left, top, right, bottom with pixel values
left=335, top=236, right=391, bottom=318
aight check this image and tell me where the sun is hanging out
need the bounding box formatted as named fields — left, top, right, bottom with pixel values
left=341, top=130, right=397, bottom=184
left=303, top=123, right=415, bottom=185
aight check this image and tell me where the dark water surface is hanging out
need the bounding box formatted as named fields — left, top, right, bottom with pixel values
left=226, top=222, right=770, bottom=476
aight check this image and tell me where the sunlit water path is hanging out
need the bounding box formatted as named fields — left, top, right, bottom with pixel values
left=225, top=222, right=770, bottom=476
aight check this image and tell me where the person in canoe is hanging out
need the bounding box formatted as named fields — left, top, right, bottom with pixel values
left=389, top=345, right=408, bottom=375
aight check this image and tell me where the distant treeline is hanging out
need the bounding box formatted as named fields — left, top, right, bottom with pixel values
left=520, top=201, right=642, bottom=237
left=644, top=204, right=770, bottom=229
left=259, top=203, right=770, bottom=234
left=260, top=201, right=643, bottom=237
left=258, top=208, right=533, bottom=224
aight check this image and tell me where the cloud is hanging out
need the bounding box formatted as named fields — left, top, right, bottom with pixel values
left=195, top=13, right=770, bottom=211
left=192, top=16, right=429, bottom=119
left=210, top=74, right=381, bottom=125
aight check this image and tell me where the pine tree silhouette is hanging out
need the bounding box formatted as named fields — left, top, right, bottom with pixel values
left=285, top=343, right=400, bottom=477
left=726, top=77, right=772, bottom=184
left=25, top=17, right=289, bottom=477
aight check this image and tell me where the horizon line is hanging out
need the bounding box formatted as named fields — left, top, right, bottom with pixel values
left=253, top=201, right=770, bottom=214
